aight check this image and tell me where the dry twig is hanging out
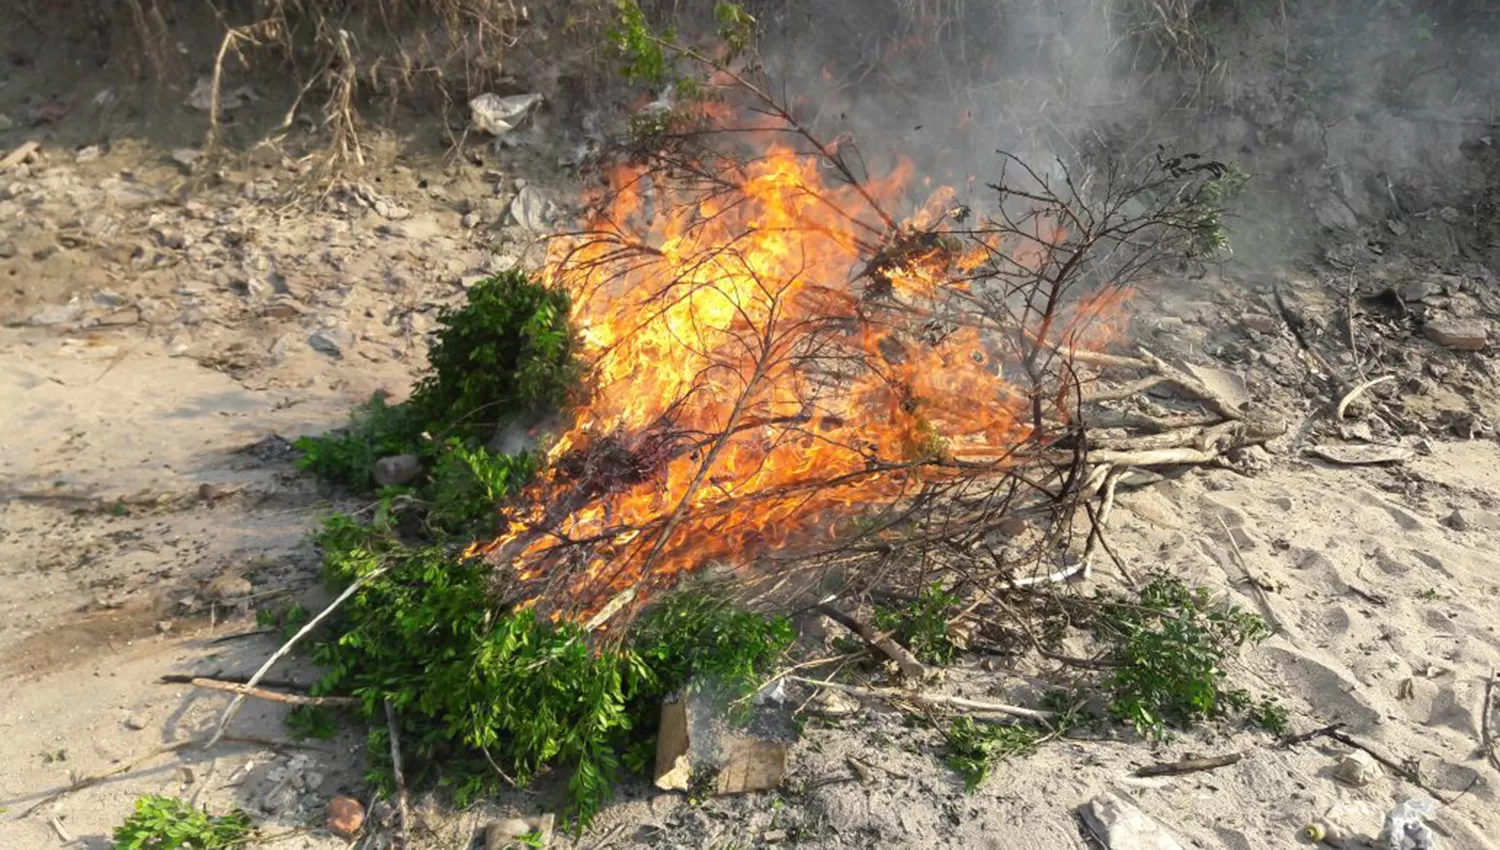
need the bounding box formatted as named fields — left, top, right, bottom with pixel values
left=385, top=700, right=412, bottom=849
left=787, top=676, right=1056, bottom=722
left=1134, top=751, right=1243, bottom=777
left=179, top=677, right=358, bottom=707
left=815, top=603, right=927, bottom=680
left=207, top=565, right=388, bottom=748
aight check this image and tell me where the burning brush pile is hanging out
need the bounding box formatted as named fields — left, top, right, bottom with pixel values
left=476, top=68, right=1274, bottom=630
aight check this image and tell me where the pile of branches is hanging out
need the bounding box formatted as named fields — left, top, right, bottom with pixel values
left=483, top=41, right=1281, bottom=628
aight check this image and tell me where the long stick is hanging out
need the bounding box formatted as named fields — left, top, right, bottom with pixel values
left=384, top=700, right=412, bottom=849
left=182, top=677, right=358, bottom=707
left=815, top=603, right=927, bottom=680
left=207, top=566, right=387, bottom=748
left=787, top=676, right=1056, bottom=721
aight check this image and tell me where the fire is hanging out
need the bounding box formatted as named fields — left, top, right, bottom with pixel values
left=480, top=118, right=1126, bottom=623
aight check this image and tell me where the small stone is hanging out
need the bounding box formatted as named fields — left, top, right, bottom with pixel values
left=373, top=454, right=422, bottom=487
left=153, top=227, right=187, bottom=250
left=308, top=328, right=350, bottom=358
left=1422, top=318, right=1488, bottom=351
left=461, top=211, right=480, bottom=229
left=485, top=817, right=546, bottom=850
left=123, top=713, right=147, bottom=731
left=1399, top=278, right=1443, bottom=303
left=33, top=245, right=60, bottom=261
left=75, top=144, right=102, bottom=162
left=326, top=795, right=365, bottom=837
left=92, top=289, right=127, bottom=307
left=0, top=241, right=15, bottom=259
left=155, top=620, right=174, bottom=634
left=0, top=113, right=12, bottom=131
left=205, top=574, right=253, bottom=602
left=1444, top=509, right=1500, bottom=532
left=1333, top=749, right=1381, bottom=786
left=171, top=148, right=201, bottom=171
left=1241, top=313, right=1278, bottom=334
left=762, top=830, right=788, bottom=843
left=809, top=688, right=861, bottom=717
left=30, top=302, right=82, bottom=326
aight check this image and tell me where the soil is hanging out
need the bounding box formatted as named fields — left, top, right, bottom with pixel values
left=3, top=4, right=1500, bottom=850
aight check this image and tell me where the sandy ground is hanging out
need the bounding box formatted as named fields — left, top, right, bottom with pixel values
left=4, top=9, right=1500, bottom=850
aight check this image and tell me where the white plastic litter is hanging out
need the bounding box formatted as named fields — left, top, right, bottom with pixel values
left=469, top=92, right=542, bottom=136
left=1379, top=798, right=1438, bottom=850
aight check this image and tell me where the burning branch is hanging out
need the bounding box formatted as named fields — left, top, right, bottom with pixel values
left=472, top=35, right=1260, bottom=628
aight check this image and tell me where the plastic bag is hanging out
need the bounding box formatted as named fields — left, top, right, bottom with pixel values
left=1380, top=798, right=1438, bottom=850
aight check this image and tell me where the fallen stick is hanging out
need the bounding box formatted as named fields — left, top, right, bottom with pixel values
left=180, top=677, right=358, bottom=707
left=815, top=603, right=927, bottom=680
left=1335, top=375, right=1396, bottom=420
left=1214, top=515, right=1289, bottom=638
left=49, top=814, right=73, bottom=843
left=1482, top=672, right=1499, bottom=773
left=384, top=700, right=412, bottom=849
left=161, top=673, right=307, bottom=690
left=787, top=676, right=1056, bottom=722
left=1134, top=752, right=1242, bottom=777
left=207, top=565, right=388, bottom=749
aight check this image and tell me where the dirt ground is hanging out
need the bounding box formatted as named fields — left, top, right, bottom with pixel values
left=4, top=5, right=1500, bottom=850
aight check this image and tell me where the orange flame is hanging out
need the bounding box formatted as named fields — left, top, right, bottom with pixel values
left=482, top=124, right=1126, bottom=621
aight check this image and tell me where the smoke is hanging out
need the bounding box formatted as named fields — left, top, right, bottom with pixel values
left=681, top=0, right=1500, bottom=272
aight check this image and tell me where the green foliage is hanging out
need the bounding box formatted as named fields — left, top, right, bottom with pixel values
left=607, top=0, right=674, bottom=86
left=1091, top=575, right=1274, bottom=741
left=713, top=2, right=756, bottom=59
left=285, top=704, right=340, bottom=740
left=942, top=717, right=1039, bottom=791
left=631, top=589, right=796, bottom=718
left=111, top=796, right=253, bottom=850
left=414, top=270, right=576, bottom=439
left=428, top=440, right=538, bottom=534
left=293, top=392, right=423, bottom=489
left=874, top=583, right=961, bottom=665
left=1176, top=163, right=1249, bottom=255
left=305, top=519, right=791, bottom=827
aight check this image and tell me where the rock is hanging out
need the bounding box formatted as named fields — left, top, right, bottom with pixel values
left=0, top=113, right=12, bottom=131
left=1444, top=509, right=1500, bottom=532
left=0, top=241, right=15, bottom=259
left=325, top=796, right=365, bottom=838
left=75, top=144, right=101, bottom=163
left=152, top=227, right=186, bottom=250
left=171, top=148, right=201, bottom=171
left=123, top=713, right=147, bottom=731
left=1080, top=793, right=1185, bottom=850
left=92, top=289, right=127, bottom=307
left=461, top=211, right=480, bottom=229
left=29, top=301, right=82, bottom=327
left=373, top=454, right=423, bottom=487
left=1399, top=278, right=1444, bottom=303
left=1315, top=196, right=1360, bottom=232
left=1333, top=749, right=1382, bottom=786
left=1182, top=363, right=1251, bottom=412
left=808, top=688, right=861, bottom=716
left=762, top=830, right=788, bottom=843
left=509, top=186, right=549, bottom=231
left=308, top=328, right=350, bottom=358
left=469, top=92, right=542, bottom=136
left=33, top=245, right=60, bottom=261
left=1422, top=318, right=1488, bottom=351
left=1241, top=313, right=1278, bottom=334
left=485, top=814, right=554, bottom=850
left=205, top=574, right=253, bottom=602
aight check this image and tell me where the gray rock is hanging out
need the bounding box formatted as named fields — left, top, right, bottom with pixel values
left=205, top=574, right=253, bottom=602
left=1315, top=196, right=1360, bottom=232
left=0, top=113, right=12, bottom=131
left=373, top=454, right=422, bottom=487
left=1443, top=509, right=1500, bottom=532
left=92, top=289, right=127, bottom=307
left=308, top=328, right=350, bottom=358
left=0, top=241, right=15, bottom=259
left=29, top=301, right=82, bottom=326
left=1333, top=749, right=1381, bottom=786
left=1080, top=793, right=1185, bottom=850
left=1422, top=318, right=1488, bottom=351
left=75, top=144, right=102, bottom=163
left=1399, top=278, right=1444, bottom=303
left=461, top=211, right=480, bottom=229
left=171, top=148, right=201, bottom=171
